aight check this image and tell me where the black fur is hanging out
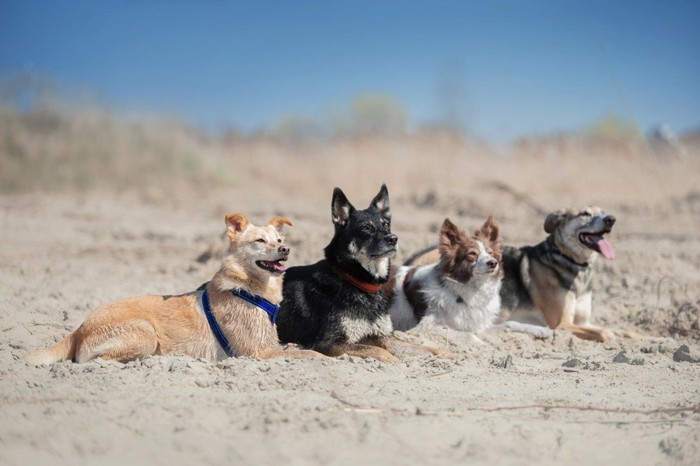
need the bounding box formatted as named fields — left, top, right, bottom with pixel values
left=276, top=184, right=398, bottom=353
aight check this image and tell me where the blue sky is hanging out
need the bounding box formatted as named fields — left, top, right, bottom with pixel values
left=1, top=0, right=698, bottom=140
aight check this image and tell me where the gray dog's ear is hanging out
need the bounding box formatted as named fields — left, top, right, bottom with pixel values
left=331, top=187, right=355, bottom=227
left=371, top=183, right=391, bottom=220
left=544, top=211, right=566, bottom=233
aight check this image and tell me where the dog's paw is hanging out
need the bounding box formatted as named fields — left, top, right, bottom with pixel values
left=500, top=321, right=553, bottom=340
left=433, top=350, right=459, bottom=359
left=378, top=353, right=400, bottom=363
left=528, top=326, right=554, bottom=340
left=612, top=329, right=639, bottom=339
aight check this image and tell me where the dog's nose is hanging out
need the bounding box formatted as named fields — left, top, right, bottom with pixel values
left=487, top=259, right=498, bottom=269
left=604, top=215, right=616, bottom=227
left=278, top=245, right=290, bottom=255
left=385, top=234, right=398, bottom=246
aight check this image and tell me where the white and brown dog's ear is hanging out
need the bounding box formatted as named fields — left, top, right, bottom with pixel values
left=267, top=216, right=293, bottom=232
left=331, top=187, right=355, bottom=228
left=225, top=213, right=250, bottom=241
left=544, top=210, right=568, bottom=234
left=439, top=218, right=461, bottom=250
left=478, top=215, right=500, bottom=243
left=370, top=183, right=391, bottom=220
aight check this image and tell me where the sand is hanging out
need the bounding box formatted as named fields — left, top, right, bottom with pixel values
left=1, top=138, right=700, bottom=465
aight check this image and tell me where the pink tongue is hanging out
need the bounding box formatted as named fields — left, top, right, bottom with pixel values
left=596, top=238, right=615, bottom=260
left=273, top=262, right=286, bottom=272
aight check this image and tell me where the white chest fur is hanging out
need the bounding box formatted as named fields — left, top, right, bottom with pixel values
left=432, top=275, right=502, bottom=334
left=341, top=314, right=393, bottom=342
left=391, top=265, right=501, bottom=335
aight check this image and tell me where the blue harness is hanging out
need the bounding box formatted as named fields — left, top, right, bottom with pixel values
left=200, top=289, right=280, bottom=357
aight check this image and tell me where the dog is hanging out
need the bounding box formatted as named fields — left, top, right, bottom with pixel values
left=26, top=214, right=320, bottom=364
left=390, top=217, right=503, bottom=339
left=276, top=184, right=447, bottom=362
left=407, top=206, right=629, bottom=342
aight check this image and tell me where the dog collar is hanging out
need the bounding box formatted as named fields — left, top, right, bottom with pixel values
left=546, top=237, right=589, bottom=268
left=335, top=267, right=382, bottom=294
left=229, top=288, right=279, bottom=324
left=200, top=290, right=234, bottom=357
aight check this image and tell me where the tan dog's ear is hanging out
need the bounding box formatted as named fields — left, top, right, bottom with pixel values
left=439, top=218, right=461, bottom=250
left=225, top=213, right=249, bottom=241
left=478, top=215, right=500, bottom=243
left=268, top=216, right=293, bottom=232
left=544, top=210, right=566, bottom=234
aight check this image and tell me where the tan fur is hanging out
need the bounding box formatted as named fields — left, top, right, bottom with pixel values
left=364, top=335, right=455, bottom=359
left=527, top=259, right=625, bottom=342
left=321, top=341, right=399, bottom=363
left=319, top=336, right=452, bottom=363
left=26, top=214, right=321, bottom=364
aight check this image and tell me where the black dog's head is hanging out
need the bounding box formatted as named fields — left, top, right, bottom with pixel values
left=324, top=184, right=398, bottom=282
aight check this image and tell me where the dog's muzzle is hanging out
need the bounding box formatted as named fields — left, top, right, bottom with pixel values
left=256, top=246, right=290, bottom=274
left=578, top=215, right=616, bottom=260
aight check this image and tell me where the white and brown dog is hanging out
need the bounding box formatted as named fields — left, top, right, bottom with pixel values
left=389, top=217, right=503, bottom=337
left=26, top=214, right=320, bottom=364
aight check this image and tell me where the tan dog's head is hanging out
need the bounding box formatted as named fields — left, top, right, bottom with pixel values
left=224, top=213, right=293, bottom=277
left=438, top=216, right=502, bottom=282
left=544, top=206, right=616, bottom=264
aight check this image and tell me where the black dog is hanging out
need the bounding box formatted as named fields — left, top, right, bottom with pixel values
left=277, top=184, right=421, bottom=362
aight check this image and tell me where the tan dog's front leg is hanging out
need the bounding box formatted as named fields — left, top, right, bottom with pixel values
left=257, top=346, right=325, bottom=359
left=559, top=324, right=615, bottom=342
left=531, top=285, right=614, bottom=342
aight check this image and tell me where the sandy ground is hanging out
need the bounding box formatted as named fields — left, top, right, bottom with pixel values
left=1, top=149, right=700, bottom=465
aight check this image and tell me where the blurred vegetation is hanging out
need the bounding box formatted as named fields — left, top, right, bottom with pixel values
left=582, top=114, right=643, bottom=146
left=331, top=94, right=408, bottom=137
left=264, top=93, right=409, bottom=143
left=0, top=74, right=224, bottom=194
left=1, top=74, right=695, bottom=195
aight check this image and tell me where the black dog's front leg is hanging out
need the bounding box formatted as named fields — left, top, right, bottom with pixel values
left=360, top=335, right=455, bottom=359
left=315, top=341, right=399, bottom=363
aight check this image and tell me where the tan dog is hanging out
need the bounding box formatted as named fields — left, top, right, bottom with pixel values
left=26, top=214, right=320, bottom=364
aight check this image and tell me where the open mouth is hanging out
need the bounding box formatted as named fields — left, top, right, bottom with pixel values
left=369, top=247, right=397, bottom=258
left=578, top=229, right=615, bottom=260
left=256, top=259, right=287, bottom=274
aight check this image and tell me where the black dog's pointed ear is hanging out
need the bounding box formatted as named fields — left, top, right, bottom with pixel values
left=370, top=183, right=391, bottom=220
left=331, top=187, right=355, bottom=227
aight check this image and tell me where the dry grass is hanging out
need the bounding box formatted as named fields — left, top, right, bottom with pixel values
left=1, top=103, right=698, bottom=214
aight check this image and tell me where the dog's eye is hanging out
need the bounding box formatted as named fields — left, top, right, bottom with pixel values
left=256, top=238, right=266, bottom=243
left=277, top=238, right=282, bottom=243
left=467, top=250, right=478, bottom=260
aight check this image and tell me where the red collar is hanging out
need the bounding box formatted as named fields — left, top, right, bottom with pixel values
left=335, top=267, right=382, bottom=294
